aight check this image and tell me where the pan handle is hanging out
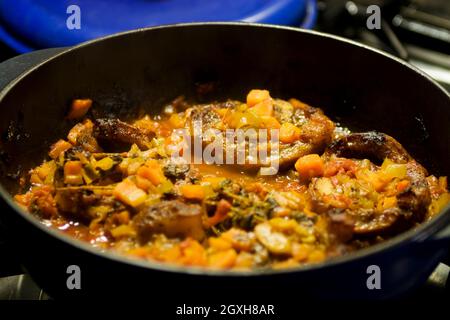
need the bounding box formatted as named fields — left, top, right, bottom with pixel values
left=0, top=47, right=67, bottom=90
left=0, top=47, right=68, bottom=277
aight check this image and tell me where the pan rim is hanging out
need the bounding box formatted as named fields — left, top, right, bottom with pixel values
left=0, top=21, right=449, bottom=277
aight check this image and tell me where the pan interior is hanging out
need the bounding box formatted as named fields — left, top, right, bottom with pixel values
left=0, top=24, right=449, bottom=273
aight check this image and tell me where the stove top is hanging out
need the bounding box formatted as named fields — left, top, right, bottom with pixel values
left=316, top=0, right=450, bottom=90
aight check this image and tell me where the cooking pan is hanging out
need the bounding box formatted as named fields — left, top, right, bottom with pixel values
left=0, top=23, right=449, bottom=300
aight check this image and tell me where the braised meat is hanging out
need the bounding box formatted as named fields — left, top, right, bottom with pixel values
left=133, top=200, right=204, bottom=242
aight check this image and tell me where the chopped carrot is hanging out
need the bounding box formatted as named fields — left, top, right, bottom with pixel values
left=168, top=114, right=185, bottom=129
left=127, top=247, right=149, bottom=258
left=247, top=89, right=271, bottom=107
left=208, top=249, right=237, bottom=269
left=279, top=122, right=301, bottom=143
left=292, top=243, right=313, bottom=262
left=260, top=116, right=281, bottom=129
left=49, top=139, right=72, bottom=159
left=295, top=154, right=324, bottom=180
left=396, top=180, right=410, bottom=193
left=180, top=184, right=205, bottom=201
left=307, top=250, right=326, bottom=263
left=179, top=238, right=207, bottom=266
left=248, top=99, right=273, bottom=117
left=159, top=246, right=182, bottom=262
left=14, top=192, right=32, bottom=208
left=135, top=175, right=153, bottom=192
left=64, top=161, right=83, bottom=185
left=114, top=211, right=130, bottom=225
left=235, top=252, right=254, bottom=268
left=209, top=237, right=232, bottom=251
left=67, top=99, right=92, bottom=119
left=113, top=179, right=147, bottom=207
left=64, top=161, right=82, bottom=175
left=207, top=199, right=232, bottom=226
left=137, top=161, right=166, bottom=186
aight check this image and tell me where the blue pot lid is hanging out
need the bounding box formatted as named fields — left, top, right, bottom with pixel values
left=0, top=0, right=317, bottom=53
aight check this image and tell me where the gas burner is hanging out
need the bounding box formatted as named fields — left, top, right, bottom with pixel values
left=317, top=0, right=450, bottom=90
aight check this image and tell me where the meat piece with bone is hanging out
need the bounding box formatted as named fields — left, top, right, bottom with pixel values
left=182, top=99, right=334, bottom=170
left=133, top=199, right=205, bottom=243
left=311, top=132, right=431, bottom=236
left=94, top=118, right=154, bottom=150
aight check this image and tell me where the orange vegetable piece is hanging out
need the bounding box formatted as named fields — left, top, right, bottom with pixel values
left=307, top=250, right=326, bottom=263
left=67, top=99, right=92, bottom=119
left=208, top=249, right=237, bottom=269
left=249, top=99, right=273, bottom=117
left=137, top=160, right=166, bottom=186
left=207, top=199, right=232, bottom=226
left=135, top=175, right=153, bottom=192
left=295, top=154, right=324, bottom=180
left=292, top=243, right=313, bottom=262
left=260, top=116, right=281, bottom=129
left=127, top=247, right=149, bottom=258
left=235, top=252, right=254, bottom=268
left=247, top=89, right=270, bottom=107
left=64, top=161, right=83, bottom=185
left=64, top=161, right=82, bottom=175
left=396, top=180, right=410, bottom=193
left=14, top=193, right=32, bottom=208
left=113, top=179, right=147, bottom=207
left=279, top=122, right=301, bottom=143
left=179, top=238, right=207, bottom=266
left=159, top=246, right=182, bottom=262
left=49, top=139, right=72, bottom=159
left=180, top=184, right=205, bottom=201
left=209, top=237, right=232, bottom=251
left=168, top=114, right=185, bottom=129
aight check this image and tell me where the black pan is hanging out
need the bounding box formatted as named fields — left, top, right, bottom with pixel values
left=0, top=23, right=449, bottom=300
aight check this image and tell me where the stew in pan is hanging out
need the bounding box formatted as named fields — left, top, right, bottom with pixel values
left=13, top=90, right=449, bottom=270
